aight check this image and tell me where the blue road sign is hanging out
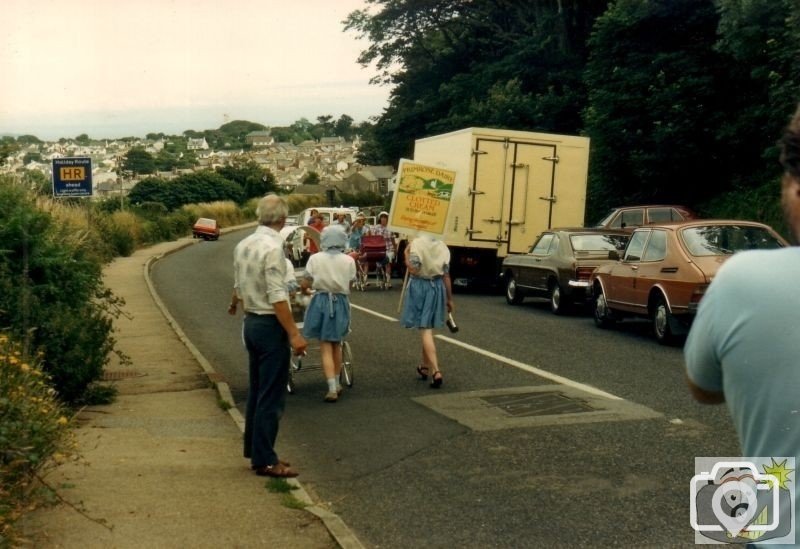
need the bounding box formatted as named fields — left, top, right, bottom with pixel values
left=52, top=157, right=93, bottom=198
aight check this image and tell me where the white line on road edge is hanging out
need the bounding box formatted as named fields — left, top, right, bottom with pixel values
left=435, top=335, right=624, bottom=402
left=350, top=303, right=398, bottom=322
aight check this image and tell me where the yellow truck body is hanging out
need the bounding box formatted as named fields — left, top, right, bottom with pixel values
left=412, top=127, right=590, bottom=287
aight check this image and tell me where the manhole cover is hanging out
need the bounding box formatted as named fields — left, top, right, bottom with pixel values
left=480, top=391, right=594, bottom=417
left=101, top=370, right=144, bottom=381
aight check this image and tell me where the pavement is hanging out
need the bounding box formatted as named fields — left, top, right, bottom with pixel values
left=21, top=233, right=362, bottom=548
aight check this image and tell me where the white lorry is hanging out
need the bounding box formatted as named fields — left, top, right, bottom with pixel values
left=411, top=127, right=590, bottom=288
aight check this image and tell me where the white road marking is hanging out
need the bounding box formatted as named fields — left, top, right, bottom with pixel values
left=351, top=303, right=398, bottom=322
left=349, top=304, right=624, bottom=402
left=436, top=335, right=624, bottom=401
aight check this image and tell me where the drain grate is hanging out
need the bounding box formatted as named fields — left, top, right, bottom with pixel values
left=480, top=391, right=594, bottom=417
left=101, top=370, right=143, bottom=381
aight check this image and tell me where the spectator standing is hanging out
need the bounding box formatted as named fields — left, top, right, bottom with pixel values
left=229, top=194, right=307, bottom=478
left=368, top=211, right=396, bottom=287
left=306, top=212, right=325, bottom=255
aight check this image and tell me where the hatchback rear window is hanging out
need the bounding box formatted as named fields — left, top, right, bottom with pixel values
left=681, top=225, right=784, bottom=256
left=570, top=234, right=629, bottom=252
left=195, top=218, right=216, bottom=228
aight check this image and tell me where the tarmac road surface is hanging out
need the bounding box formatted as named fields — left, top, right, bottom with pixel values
left=151, top=229, right=742, bottom=548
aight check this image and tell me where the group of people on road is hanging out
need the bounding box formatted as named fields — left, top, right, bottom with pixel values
left=226, top=101, right=800, bottom=485
left=229, top=196, right=454, bottom=478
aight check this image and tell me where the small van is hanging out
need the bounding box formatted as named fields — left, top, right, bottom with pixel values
left=299, top=207, right=355, bottom=227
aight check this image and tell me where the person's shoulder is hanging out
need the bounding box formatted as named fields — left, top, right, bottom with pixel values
left=713, top=248, right=792, bottom=288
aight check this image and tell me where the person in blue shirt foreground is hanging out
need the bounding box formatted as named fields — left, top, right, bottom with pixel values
left=684, top=103, right=800, bottom=545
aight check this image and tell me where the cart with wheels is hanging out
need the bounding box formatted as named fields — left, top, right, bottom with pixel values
left=286, top=293, right=354, bottom=394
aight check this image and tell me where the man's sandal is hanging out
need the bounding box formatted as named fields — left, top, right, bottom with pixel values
left=251, top=459, right=290, bottom=470
left=254, top=462, right=298, bottom=478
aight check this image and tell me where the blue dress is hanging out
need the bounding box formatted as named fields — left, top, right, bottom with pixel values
left=401, top=276, right=446, bottom=329
left=303, top=292, right=351, bottom=342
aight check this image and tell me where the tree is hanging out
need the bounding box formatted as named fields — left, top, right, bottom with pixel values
left=216, top=160, right=276, bottom=199
left=122, top=147, right=156, bottom=175
left=714, top=0, right=800, bottom=189
left=583, top=0, right=725, bottom=219
left=75, top=133, right=90, bottom=145
left=344, top=0, right=609, bottom=165
left=334, top=114, right=355, bottom=140
left=0, top=137, right=18, bottom=166
left=16, top=135, right=42, bottom=145
left=22, top=152, right=42, bottom=165
left=302, top=171, right=321, bottom=185
left=128, top=171, right=244, bottom=210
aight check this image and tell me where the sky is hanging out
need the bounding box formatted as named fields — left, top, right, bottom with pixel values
left=1, top=0, right=391, bottom=141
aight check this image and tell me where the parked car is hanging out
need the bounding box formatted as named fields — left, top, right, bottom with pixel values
left=501, top=228, right=630, bottom=314
left=192, top=218, right=220, bottom=241
left=591, top=220, right=787, bottom=344
left=595, top=205, right=696, bottom=230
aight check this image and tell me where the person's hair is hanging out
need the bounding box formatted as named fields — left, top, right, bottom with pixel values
left=780, top=104, right=800, bottom=180
left=256, top=194, right=288, bottom=225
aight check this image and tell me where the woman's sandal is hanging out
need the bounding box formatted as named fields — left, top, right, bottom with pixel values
left=430, top=371, right=443, bottom=389
left=416, top=365, right=429, bottom=380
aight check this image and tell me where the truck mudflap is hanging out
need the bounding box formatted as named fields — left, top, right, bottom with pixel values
left=449, top=246, right=502, bottom=289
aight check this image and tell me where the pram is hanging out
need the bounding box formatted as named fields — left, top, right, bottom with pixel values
left=354, top=234, right=392, bottom=291
left=286, top=291, right=354, bottom=394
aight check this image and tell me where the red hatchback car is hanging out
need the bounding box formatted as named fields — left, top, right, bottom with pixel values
left=590, top=220, right=787, bottom=344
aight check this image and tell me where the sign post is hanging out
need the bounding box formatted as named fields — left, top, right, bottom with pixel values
left=387, top=159, right=456, bottom=238
left=52, top=157, right=93, bottom=198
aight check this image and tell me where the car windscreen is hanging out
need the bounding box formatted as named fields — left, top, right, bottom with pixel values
left=195, top=218, right=216, bottom=228
left=570, top=234, right=629, bottom=252
left=680, top=225, right=784, bottom=256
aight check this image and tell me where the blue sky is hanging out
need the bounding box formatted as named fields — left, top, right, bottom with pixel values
left=1, top=0, right=390, bottom=140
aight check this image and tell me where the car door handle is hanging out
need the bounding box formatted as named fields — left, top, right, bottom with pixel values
left=629, top=265, right=639, bottom=271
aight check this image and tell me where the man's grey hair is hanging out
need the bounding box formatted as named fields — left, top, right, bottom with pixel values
left=256, top=194, right=289, bottom=225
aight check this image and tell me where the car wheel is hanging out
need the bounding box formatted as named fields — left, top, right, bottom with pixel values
left=593, top=287, right=615, bottom=328
left=652, top=294, right=675, bottom=345
left=549, top=281, right=570, bottom=315
left=505, top=274, right=523, bottom=305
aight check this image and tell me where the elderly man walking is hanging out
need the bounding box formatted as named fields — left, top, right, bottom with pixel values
left=229, top=194, right=307, bottom=478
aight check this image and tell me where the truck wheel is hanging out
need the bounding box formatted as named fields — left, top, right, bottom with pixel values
left=505, top=274, right=524, bottom=305
left=549, top=281, right=570, bottom=315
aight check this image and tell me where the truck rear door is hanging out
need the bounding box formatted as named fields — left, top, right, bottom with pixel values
left=470, top=138, right=558, bottom=255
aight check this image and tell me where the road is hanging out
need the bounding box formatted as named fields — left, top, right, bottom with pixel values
left=151, top=229, right=740, bottom=548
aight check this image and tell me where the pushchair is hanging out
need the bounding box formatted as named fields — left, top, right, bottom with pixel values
left=354, top=234, right=392, bottom=291
left=286, top=291, right=354, bottom=394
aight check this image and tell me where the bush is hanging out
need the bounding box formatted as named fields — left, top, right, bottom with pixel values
left=285, top=194, right=325, bottom=214
left=0, top=333, right=71, bottom=542
left=0, top=177, right=125, bottom=404
left=700, top=178, right=790, bottom=239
